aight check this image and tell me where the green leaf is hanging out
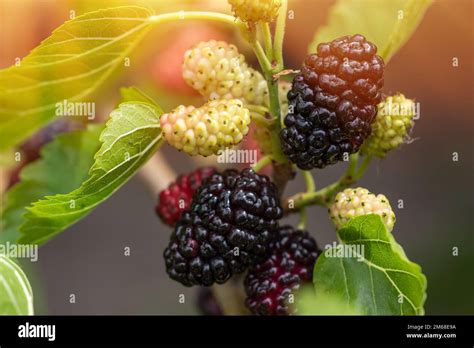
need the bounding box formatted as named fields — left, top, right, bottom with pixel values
left=120, top=86, right=161, bottom=108
left=0, top=256, right=34, bottom=315
left=18, top=102, right=163, bottom=245
left=308, top=0, right=432, bottom=62
left=0, top=6, right=154, bottom=151
left=1, top=125, right=103, bottom=243
left=297, top=286, right=361, bottom=315
left=313, top=214, right=427, bottom=315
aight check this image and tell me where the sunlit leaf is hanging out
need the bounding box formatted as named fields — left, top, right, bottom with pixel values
left=308, top=0, right=433, bottom=62
left=0, top=6, right=154, bottom=150
left=120, top=86, right=163, bottom=114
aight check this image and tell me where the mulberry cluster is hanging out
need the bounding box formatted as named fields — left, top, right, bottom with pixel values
left=280, top=34, right=384, bottom=169
left=329, top=187, right=396, bottom=232
left=155, top=167, right=216, bottom=226
left=245, top=226, right=320, bottom=315
left=182, top=40, right=268, bottom=105
left=228, top=0, right=281, bottom=23
left=164, top=168, right=283, bottom=287
left=362, top=93, right=416, bottom=157
left=160, top=99, right=250, bottom=156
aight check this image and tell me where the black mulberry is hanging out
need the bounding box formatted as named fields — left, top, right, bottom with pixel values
left=280, top=34, right=384, bottom=169
left=164, top=168, right=283, bottom=286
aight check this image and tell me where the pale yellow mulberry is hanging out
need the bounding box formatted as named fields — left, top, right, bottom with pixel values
left=160, top=99, right=251, bottom=157
left=182, top=40, right=268, bottom=105
left=228, top=0, right=281, bottom=23
left=329, top=187, right=396, bottom=232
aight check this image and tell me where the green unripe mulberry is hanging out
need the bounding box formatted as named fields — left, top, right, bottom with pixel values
left=228, top=0, right=281, bottom=23
left=362, top=93, right=416, bottom=157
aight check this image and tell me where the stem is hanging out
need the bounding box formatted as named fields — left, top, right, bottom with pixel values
left=273, top=0, right=288, bottom=70
left=250, top=112, right=273, bottom=127
left=347, top=152, right=359, bottom=179
left=356, top=155, right=372, bottom=179
left=246, top=104, right=269, bottom=114
left=245, top=19, right=287, bottom=165
left=149, top=11, right=245, bottom=31
left=283, top=154, right=373, bottom=213
left=260, top=23, right=274, bottom=60
left=252, top=155, right=273, bottom=172
left=303, top=170, right=315, bottom=192
left=250, top=39, right=273, bottom=72
left=297, top=208, right=307, bottom=230
left=296, top=170, right=315, bottom=229
left=211, top=277, right=249, bottom=315
left=138, top=152, right=176, bottom=194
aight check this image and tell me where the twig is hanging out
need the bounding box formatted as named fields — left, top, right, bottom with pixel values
left=259, top=23, right=273, bottom=60
left=273, top=0, right=288, bottom=70
left=272, top=162, right=295, bottom=197
left=283, top=154, right=372, bottom=214
left=138, top=152, right=176, bottom=195
left=252, top=155, right=273, bottom=172
left=212, top=277, right=249, bottom=315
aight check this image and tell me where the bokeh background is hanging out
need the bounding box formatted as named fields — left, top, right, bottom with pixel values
left=0, top=0, right=472, bottom=315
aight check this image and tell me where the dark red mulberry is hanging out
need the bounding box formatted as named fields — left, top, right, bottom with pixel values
left=155, top=167, right=216, bottom=226
left=245, top=226, right=320, bottom=315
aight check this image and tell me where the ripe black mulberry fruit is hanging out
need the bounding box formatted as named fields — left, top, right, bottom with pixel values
left=245, top=226, right=320, bottom=315
left=164, top=168, right=283, bottom=287
left=155, top=167, right=216, bottom=226
left=280, top=34, right=384, bottom=169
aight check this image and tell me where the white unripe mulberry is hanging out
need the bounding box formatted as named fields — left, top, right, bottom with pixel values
left=329, top=187, right=396, bottom=232
left=182, top=40, right=268, bottom=105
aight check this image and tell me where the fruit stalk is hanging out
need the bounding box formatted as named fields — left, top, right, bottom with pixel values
left=211, top=278, right=249, bottom=315
left=259, top=23, right=274, bottom=60
left=148, top=11, right=246, bottom=31
left=283, top=154, right=372, bottom=213
left=273, top=0, right=287, bottom=70
left=138, top=153, right=176, bottom=194
left=252, top=154, right=273, bottom=172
